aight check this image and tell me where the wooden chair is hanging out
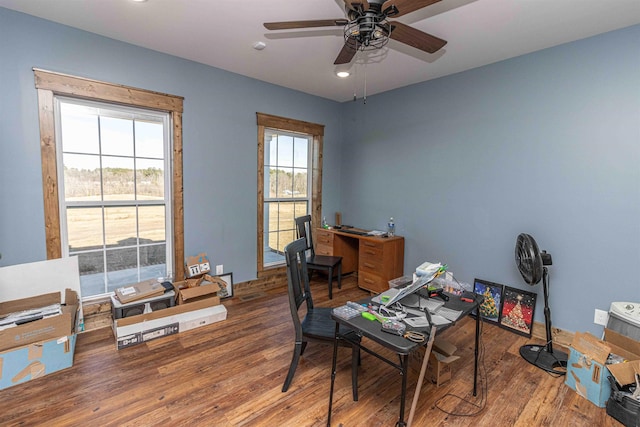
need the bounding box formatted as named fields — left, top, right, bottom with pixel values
left=282, top=237, right=359, bottom=400
left=295, top=215, right=342, bottom=299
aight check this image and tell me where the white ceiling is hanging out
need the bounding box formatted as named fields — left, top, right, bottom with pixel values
left=2, top=0, right=639, bottom=102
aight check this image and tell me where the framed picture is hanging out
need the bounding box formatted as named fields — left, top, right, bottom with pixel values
left=499, top=286, right=536, bottom=337
left=214, top=272, right=233, bottom=298
left=472, top=278, right=504, bottom=324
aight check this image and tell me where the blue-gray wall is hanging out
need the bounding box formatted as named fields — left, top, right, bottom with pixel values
left=340, top=25, right=640, bottom=335
left=0, top=7, right=344, bottom=286
left=1, top=6, right=638, bottom=335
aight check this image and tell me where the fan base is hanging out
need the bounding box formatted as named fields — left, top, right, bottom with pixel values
left=519, top=344, right=568, bottom=376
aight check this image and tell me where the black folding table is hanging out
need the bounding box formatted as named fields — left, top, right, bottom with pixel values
left=327, top=292, right=482, bottom=427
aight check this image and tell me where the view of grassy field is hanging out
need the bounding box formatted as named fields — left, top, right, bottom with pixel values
left=266, top=200, right=308, bottom=254
left=66, top=195, right=165, bottom=249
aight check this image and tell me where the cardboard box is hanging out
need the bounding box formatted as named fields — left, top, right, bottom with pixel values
left=0, top=289, right=79, bottom=390
left=565, top=328, right=640, bottom=407
left=112, top=297, right=227, bottom=350
left=410, top=337, right=460, bottom=387
left=114, top=279, right=165, bottom=304
left=173, top=275, right=221, bottom=305
left=0, top=334, right=77, bottom=390
left=0, top=289, right=78, bottom=352
left=185, top=253, right=211, bottom=278
left=0, top=257, right=84, bottom=330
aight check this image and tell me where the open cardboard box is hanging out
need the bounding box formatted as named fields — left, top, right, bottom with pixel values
left=565, top=328, right=640, bottom=407
left=410, top=337, right=460, bottom=387
left=173, top=274, right=222, bottom=305
left=0, top=289, right=79, bottom=390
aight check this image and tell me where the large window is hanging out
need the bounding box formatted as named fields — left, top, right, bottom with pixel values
left=56, top=98, right=172, bottom=296
left=256, top=113, right=324, bottom=273
left=35, top=69, right=184, bottom=300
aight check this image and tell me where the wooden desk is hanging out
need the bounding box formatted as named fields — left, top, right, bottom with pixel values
left=315, top=228, right=404, bottom=294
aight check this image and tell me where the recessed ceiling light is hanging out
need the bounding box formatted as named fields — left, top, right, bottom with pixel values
left=131, top=0, right=148, bottom=2
left=336, top=71, right=350, bottom=78
left=253, top=41, right=266, bottom=51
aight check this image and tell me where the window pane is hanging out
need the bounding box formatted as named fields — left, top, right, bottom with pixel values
left=293, top=137, right=308, bottom=168
left=76, top=251, right=106, bottom=295
left=278, top=168, right=294, bottom=197
left=100, top=116, right=134, bottom=157
left=106, top=247, right=138, bottom=290
left=294, top=202, right=308, bottom=219
left=293, top=168, right=308, bottom=197
left=267, top=202, right=279, bottom=235
left=277, top=135, right=293, bottom=167
left=265, top=132, right=276, bottom=167
left=60, top=103, right=100, bottom=154
left=63, top=154, right=101, bottom=201
left=67, top=207, right=103, bottom=251
left=136, top=159, right=164, bottom=200
left=104, top=207, right=137, bottom=247
left=139, top=205, right=165, bottom=243
left=135, top=119, right=164, bottom=159
left=102, top=156, right=135, bottom=200
left=140, top=244, right=166, bottom=278
left=278, top=201, right=296, bottom=232
left=266, top=166, right=278, bottom=198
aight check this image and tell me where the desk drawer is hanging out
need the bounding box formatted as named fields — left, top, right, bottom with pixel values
left=359, top=240, right=384, bottom=263
left=315, top=229, right=334, bottom=256
left=358, top=270, right=387, bottom=293
left=315, top=229, right=334, bottom=246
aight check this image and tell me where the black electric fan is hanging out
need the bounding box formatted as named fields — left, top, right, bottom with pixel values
left=515, top=233, right=568, bottom=375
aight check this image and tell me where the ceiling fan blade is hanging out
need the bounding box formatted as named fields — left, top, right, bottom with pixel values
left=389, top=21, right=446, bottom=54
left=344, top=0, right=369, bottom=12
left=264, top=19, right=348, bottom=30
left=382, top=0, right=441, bottom=17
left=334, top=39, right=358, bottom=64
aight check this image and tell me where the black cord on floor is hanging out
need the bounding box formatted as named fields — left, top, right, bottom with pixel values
left=434, top=318, right=488, bottom=417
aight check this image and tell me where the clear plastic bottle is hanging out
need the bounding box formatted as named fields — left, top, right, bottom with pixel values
left=322, top=216, right=328, bottom=229
left=387, top=217, right=395, bottom=236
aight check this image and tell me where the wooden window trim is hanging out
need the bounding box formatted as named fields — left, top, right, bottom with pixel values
left=33, top=68, right=185, bottom=281
left=256, top=112, right=324, bottom=277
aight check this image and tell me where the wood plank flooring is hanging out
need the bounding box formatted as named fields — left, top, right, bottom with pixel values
left=0, top=276, right=621, bottom=426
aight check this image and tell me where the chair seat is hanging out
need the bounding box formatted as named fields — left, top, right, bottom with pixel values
left=301, top=307, right=359, bottom=341
left=307, top=254, right=342, bottom=269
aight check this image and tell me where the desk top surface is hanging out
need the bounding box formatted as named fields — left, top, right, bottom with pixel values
left=320, top=227, right=404, bottom=242
left=332, top=291, right=481, bottom=354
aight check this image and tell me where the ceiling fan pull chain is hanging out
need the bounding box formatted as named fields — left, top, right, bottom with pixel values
left=363, top=62, right=367, bottom=104
left=353, top=62, right=358, bottom=101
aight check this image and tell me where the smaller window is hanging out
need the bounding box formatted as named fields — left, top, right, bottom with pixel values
left=263, top=130, right=312, bottom=267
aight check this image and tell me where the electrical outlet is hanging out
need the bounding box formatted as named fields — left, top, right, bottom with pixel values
left=216, top=264, right=223, bottom=275
left=594, top=309, right=609, bottom=326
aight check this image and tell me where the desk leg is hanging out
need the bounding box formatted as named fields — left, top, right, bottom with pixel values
left=327, top=322, right=340, bottom=427
left=397, top=353, right=409, bottom=427
left=473, top=310, right=480, bottom=396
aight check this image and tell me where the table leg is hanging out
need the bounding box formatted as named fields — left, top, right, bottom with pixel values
left=327, top=322, right=340, bottom=427
left=473, top=309, right=480, bottom=396
left=396, top=353, right=409, bottom=427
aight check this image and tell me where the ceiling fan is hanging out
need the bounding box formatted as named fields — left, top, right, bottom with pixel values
left=264, top=0, right=447, bottom=65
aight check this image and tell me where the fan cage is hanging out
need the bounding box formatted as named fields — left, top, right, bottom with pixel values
left=344, top=19, right=391, bottom=51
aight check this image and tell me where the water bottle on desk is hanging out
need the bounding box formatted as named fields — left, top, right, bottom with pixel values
left=387, top=217, right=395, bottom=237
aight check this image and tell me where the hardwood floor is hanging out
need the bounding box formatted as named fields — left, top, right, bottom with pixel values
left=0, top=276, right=620, bottom=426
